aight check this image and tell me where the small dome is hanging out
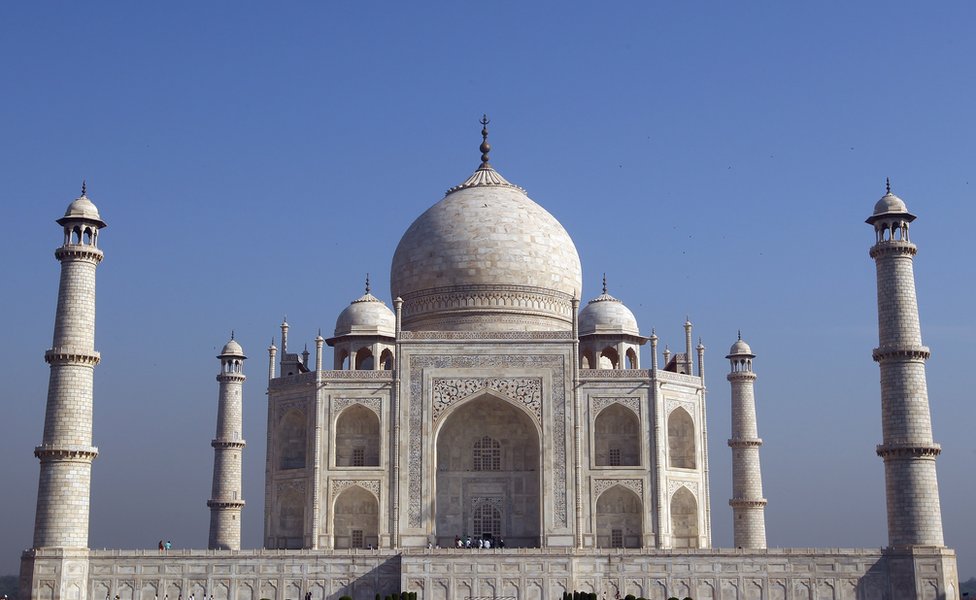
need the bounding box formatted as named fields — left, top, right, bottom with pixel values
left=578, top=286, right=640, bottom=337
left=334, top=291, right=396, bottom=338
left=727, top=336, right=753, bottom=357
left=872, top=191, right=907, bottom=217
left=58, top=187, right=107, bottom=228
left=219, top=337, right=245, bottom=358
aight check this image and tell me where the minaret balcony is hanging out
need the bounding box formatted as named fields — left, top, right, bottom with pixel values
left=871, top=346, right=930, bottom=362
left=876, top=443, right=941, bottom=459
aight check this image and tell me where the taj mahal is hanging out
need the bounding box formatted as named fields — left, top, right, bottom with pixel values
left=20, top=120, right=959, bottom=600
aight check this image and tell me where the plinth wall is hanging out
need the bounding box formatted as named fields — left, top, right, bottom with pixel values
left=21, top=547, right=959, bottom=600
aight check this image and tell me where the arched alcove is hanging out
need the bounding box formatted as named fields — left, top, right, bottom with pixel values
left=594, top=403, right=640, bottom=466
left=380, top=348, right=394, bottom=370
left=595, top=485, right=642, bottom=548
left=276, top=490, right=305, bottom=549
left=355, top=347, right=374, bottom=370
left=599, top=347, right=619, bottom=369
left=667, top=407, right=696, bottom=469
left=333, top=486, right=379, bottom=549
left=625, top=348, right=638, bottom=369
left=335, top=404, right=380, bottom=467
left=435, top=394, right=540, bottom=548
left=671, top=486, right=699, bottom=548
left=278, top=410, right=307, bottom=470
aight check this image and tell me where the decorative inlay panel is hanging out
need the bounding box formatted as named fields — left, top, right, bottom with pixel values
left=275, top=399, right=307, bottom=421
left=471, top=496, right=504, bottom=508
left=276, top=479, right=306, bottom=496
left=667, top=479, right=698, bottom=499
left=591, top=396, right=640, bottom=419
left=665, top=398, right=696, bottom=417
left=592, top=478, right=644, bottom=499
left=431, top=378, right=542, bottom=422
left=579, top=369, right=651, bottom=379
left=399, top=330, right=574, bottom=340
left=330, top=479, right=381, bottom=500
left=408, top=354, right=568, bottom=528
left=333, top=397, right=382, bottom=418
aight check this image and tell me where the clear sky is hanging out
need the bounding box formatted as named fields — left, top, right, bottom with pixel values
left=1, top=1, right=973, bottom=579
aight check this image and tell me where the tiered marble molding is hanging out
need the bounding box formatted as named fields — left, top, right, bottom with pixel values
left=868, top=194, right=944, bottom=547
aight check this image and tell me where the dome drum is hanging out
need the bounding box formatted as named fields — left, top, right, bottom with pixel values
left=398, top=283, right=576, bottom=332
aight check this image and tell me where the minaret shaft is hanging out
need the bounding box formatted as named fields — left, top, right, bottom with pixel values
left=870, top=235, right=944, bottom=547
left=34, top=194, right=105, bottom=550
left=209, top=343, right=246, bottom=550
left=727, top=339, right=766, bottom=550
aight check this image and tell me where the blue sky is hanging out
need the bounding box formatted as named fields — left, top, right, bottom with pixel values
left=1, top=2, right=973, bottom=578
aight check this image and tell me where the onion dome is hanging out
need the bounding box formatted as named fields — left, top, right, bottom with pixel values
left=334, top=276, right=396, bottom=338
left=57, top=181, right=107, bottom=228
left=867, top=178, right=915, bottom=224
left=219, top=333, right=246, bottom=358
left=578, top=275, right=640, bottom=337
left=726, top=332, right=754, bottom=358
left=390, top=116, right=582, bottom=332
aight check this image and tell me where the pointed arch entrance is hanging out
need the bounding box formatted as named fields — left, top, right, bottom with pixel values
left=435, top=393, right=541, bottom=548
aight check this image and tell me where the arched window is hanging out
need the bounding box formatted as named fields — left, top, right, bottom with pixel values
left=667, top=407, right=696, bottom=469
left=580, top=351, right=592, bottom=369
left=472, top=503, right=501, bottom=538
left=278, top=410, right=307, bottom=470
left=594, top=404, right=640, bottom=466
left=473, top=436, right=501, bottom=471
left=335, top=404, right=380, bottom=467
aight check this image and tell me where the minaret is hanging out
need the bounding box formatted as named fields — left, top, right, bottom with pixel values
left=33, top=183, right=106, bottom=549
left=726, top=333, right=767, bottom=549
left=208, top=334, right=247, bottom=550
left=867, top=181, right=944, bottom=547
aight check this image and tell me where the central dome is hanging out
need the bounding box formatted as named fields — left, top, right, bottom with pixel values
left=391, top=155, right=582, bottom=332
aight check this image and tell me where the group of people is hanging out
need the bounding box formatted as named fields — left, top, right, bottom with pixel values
left=157, top=540, right=172, bottom=551
left=452, top=535, right=505, bottom=549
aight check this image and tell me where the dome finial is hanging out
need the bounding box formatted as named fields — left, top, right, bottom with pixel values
left=738, top=329, right=742, bottom=340
left=479, top=114, right=491, bottom=166
left=231, top=329, right=235, bottom=340
left=365, top=273, right=371, bottom=295
left=602, top=273, right=607, bottom=295
left=81, top=180, right=86, bottom=197
left=886, top=177, right=891, bottom=195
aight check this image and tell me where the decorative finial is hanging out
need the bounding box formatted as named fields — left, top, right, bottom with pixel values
left=231, top=330, right=235, bottom=340
left=317, top=327, right=322, bottom=337
left=738, top=329, right=742, bottom=340
left=602, top=273, right=607, bottom=295
left=651, top=327, right=656, bottom=336
left=480, top=114, right=491, bottom=166
left=886, top=177, right=891, bottom=194
left=81, top=180, right=86, bottom=197
left=365, top=273, right=371, bottom=295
